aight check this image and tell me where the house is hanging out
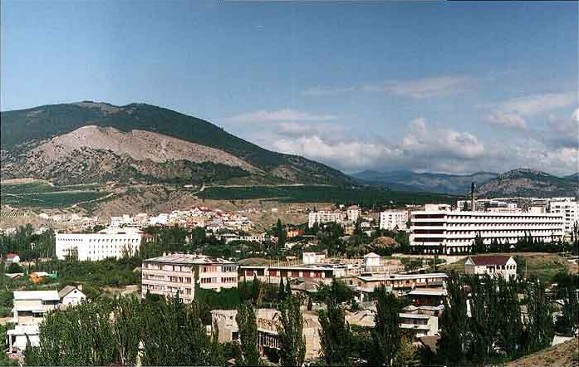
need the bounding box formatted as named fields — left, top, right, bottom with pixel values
left=58, top=285, right=86, bottom=306
left=12, top=290, right=60, bottom=325
left=6, top=324, right=40, bottom=353
left=464, top=255, right=517, bottom=280
left=28, top=272, right=51, bottom=284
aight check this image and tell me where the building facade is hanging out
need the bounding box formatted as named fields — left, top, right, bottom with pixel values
left=55, top=227, right=143, bottom=261
left=308, top=211, right=346, bottom=228
left=141, top=254, right=238, bottom=303
left=548, top=198, right=578, bottom=239
left=410, top=210, right=565, bottom=253
left=380, top=210, right=409, bottom=231
left=464, top=255, right=517, bottom=280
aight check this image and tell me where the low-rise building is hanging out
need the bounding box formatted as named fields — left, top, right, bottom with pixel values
left=355, top=273, right=447, bottom=300
left=58, top=285, right=87, bottom=306
left=12, top=291, right=60, bottom=325
left=141, top=254, right=238, bottom=303
left=210, top=308, right=322, bottom=361
left=55, top=226, right=143, bottom=261
left=308, top=210, right=346, bottom=228
left=464, top=255, right=517, bottom=280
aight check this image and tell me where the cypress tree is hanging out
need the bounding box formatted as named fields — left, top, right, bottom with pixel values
left=370, top=286, right=401, bottom=367
left=236, top=301, right=260, bottom=366
left=278, top=296, right=306, bottom=367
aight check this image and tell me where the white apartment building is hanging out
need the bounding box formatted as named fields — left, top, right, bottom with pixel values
left=55, top=227, right=143, bottom=261
left=12, top=290, right=60, bottom=325
left=548, top=198, right=578, bottom=239
left=410, top=211, right=565, bottom=253
left=347, top=205, right=361, bottom=223
left=380, top=210, right=409, bottom=231
left=141, top=254, right=238, bottom=303
left=308, top=210, right=346, bottom=228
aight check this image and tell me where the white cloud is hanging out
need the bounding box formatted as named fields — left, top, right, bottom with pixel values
left=301, top=85, right=355, bottom=96
left=499, top=92, right=576, bottom=116
left=487, top=111, right=527, bottom=129
left=401, top=118, right=485, bottom=160
left=363, top=76, right=473, bottom=99
left=225, top=109, right=337, bottom=123
left=572, top=108, right=579, bottom=122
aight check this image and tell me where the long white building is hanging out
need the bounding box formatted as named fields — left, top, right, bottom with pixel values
left=56, top=227, right=143, bottom=261
left=410, top=210, right=565, bottom=253
left=379, top=210, right=409, bottom=231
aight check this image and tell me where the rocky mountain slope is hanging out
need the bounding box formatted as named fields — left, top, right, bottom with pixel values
left=476, top=168, right=578, bottom=198
left=0, top=102, right=354, bottom=186
left=353, top=169, right=578, bottom=198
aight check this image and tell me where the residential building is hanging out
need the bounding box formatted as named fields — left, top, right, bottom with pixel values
left=464, top=255, right=517, bottom=280
left=380, top=210, right=409, bottom=231
left=302, top=252, right=326, bottom=265
left=355, top=273, right=447, bottom=300
left=58, top=285, right=87, bottom=306
left=4, top=253, right=20, bottom=264
left=210, top=308, right=322, bottom=361
left=347, top=205, right=361, bottom=223
left=141, top=253, right=238, bottom=303
left=308, top=210, right=346, bottom=228
left=399, top=311, right=439, bottom=337
left=410, top=210, right=565, bottom=253
left=239, top=263, right=352, bottom=285
left=55, top=226, right=143, bottom=261
left=548, top=197, right=579, bottom=239
left=7, top=325, right=40, bottom=353
left=12, top=291, right=60, bottom=325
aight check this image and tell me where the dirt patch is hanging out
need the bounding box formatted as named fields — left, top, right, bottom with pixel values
left=507, top=338, right=578, bottom=367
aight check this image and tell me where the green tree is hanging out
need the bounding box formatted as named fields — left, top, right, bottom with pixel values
left=438, top=272, right=469, bottom=366
left=371, top=286, right=401, bottom=367
left=236, top=301, right=260, bottom=366
left=277, top=297, right=306, bottom=367
left=318, top=301, right=351, bottom=365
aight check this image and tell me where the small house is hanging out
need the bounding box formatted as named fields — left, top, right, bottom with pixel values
left=58, top=285, right=87, bottom=306
left=464, top=255, right=517, bottom=280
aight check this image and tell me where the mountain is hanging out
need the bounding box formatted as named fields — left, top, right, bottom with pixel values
left=0, top=102, right=355, bottom=186
left=476, top=168, right=578, bottom=198
left=352, top=170, right=498, bottom=195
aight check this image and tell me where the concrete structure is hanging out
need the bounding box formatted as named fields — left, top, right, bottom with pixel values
left=58, top=285, right=86, bottom=306
left=548, top=198, right=578, bottom=239
left=6, top=325, right=40, bottom=353
left=12, top=291, right=60, bottom=325
left=380, top=210, right=409, bottom=231
left=55, top=227, right=143, bottom=261
left=355, top=273, right=447, bottom=299
left=347, top=205, right=361, bottom=223
left=141, top=254, right=237, bottom=303
left=308, top=210, right=346, bottom=228
left=4, top=253, right=20, bottom=264
left=410, top=210, right=565, bottom=253
left=239, top=263, right=352, bottom=285
left=302, top=252, right=326, bottom=265
left=464, top=255, right=517, bottom=280
left=399, top=312, right=439, bottom=337
left=210, top=308, right=322, bottom=361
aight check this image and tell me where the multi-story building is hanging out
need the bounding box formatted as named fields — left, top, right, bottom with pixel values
left=210, top=308, right=322, bottom=361
left=355, top=273, right=447, bottom=299
left=12, top=291, right=60, bottom=325
left=548, top=197, right=578, bottom=239
left=141, top=253, right=238, bottom=303
left=347, top=205, right=361, bottom=223
left=379, top=210, right=409, bottom=231
left=239, top=263, right=351, bottom=285
left=410, top=210, right=565, bottom=253
left=55, top=227, right=143, bottom=261
left=308, top=210, right=346, bottom=228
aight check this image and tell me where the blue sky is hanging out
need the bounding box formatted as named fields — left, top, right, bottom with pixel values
left=1, top=0, right=577, bottom=175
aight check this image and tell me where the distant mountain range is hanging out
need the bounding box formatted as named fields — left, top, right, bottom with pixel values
left=0, top=102, right=355, bottom=186
left=353, top=168, right=578, bottom=198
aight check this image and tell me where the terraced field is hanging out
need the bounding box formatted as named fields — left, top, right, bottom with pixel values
left=0, top=180, right=110, bottom=209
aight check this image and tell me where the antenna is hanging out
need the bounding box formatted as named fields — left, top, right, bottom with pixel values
left=471, top=182, right=476, bottom=212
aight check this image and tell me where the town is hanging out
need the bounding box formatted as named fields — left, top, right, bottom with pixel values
left=0, top=193, right=577, bottom=365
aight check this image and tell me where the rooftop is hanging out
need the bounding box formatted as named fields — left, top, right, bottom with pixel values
left=143, top=253, right=235, bottom=265
left=466, top=255, right=513, bottom=266
left=13, top=290, right=60, bottom=301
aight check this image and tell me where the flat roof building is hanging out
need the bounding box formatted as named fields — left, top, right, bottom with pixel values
left=141, top=253, right=237, bottom=303
left=410, top=210, right=564, bottom=254
left=55, top=227, right=143, bottom=261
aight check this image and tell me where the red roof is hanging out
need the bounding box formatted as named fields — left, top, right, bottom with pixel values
left=471, top=255, right=511, bottom=266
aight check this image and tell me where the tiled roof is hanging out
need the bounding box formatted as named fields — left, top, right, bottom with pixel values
left=470, top=255, right=512, bottom=266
